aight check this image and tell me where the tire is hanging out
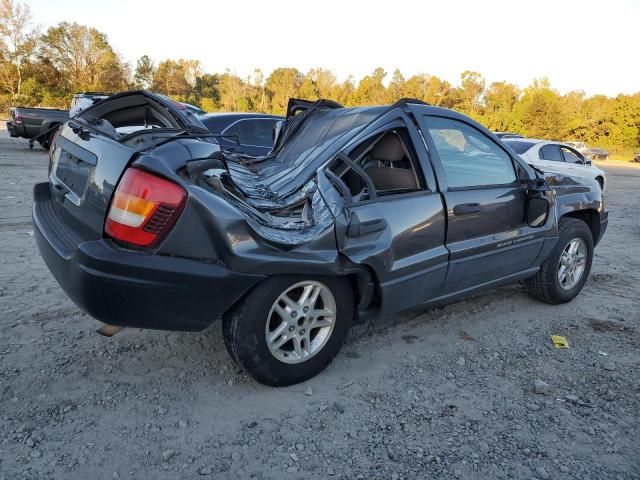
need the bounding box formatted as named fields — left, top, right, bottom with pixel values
left=39, top=125, right=59, bottom=150
left=222, top=275, right=353, bottom=386
left=525, top=218, right=593, bottom=304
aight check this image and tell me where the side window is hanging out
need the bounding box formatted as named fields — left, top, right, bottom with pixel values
left=424, top=116, right=516, bottom=188
left=560, top=146, right=584, bottom=164
left=236, top=119, right=278, bottom=147
left=539, top=145, right=563, bottom=162
left=332, top=127, right=422, bottom=200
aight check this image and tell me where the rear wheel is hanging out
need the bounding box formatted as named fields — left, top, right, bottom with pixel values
left=39, top=125, right=59, bottom=150
left=525, top=218, right=593, bottom=304
left=222, top=275, right=353, bottom=386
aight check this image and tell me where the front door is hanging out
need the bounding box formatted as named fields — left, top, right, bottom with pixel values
left=420, top=115, right=546, bottom=294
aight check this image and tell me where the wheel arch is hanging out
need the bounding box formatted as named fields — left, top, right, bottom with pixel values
left=560, top=209, right=602, bottom=245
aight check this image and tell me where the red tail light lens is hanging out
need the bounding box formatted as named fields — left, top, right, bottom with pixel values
left=105, top=169, right=186, bottom=247
left=14, top=112, right=23, bottom=124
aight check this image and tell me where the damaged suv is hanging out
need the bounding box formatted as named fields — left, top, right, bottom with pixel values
left=33, top=92, right=608, bottom=386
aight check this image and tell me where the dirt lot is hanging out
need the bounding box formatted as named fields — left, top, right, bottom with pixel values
left=0, top=130, right=639, bottom=480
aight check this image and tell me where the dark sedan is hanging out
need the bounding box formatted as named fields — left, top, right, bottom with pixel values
left=198, top=112, right=283, bottom=156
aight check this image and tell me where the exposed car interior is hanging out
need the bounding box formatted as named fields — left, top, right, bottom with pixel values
left=78, top=94, right=183, bottom=140
left=335, top=128, right=422, bottom=200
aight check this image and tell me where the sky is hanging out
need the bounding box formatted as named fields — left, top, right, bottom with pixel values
left=28, top=0, right=640, bottom=97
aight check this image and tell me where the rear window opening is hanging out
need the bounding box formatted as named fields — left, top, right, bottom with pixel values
left=75, top=93, right=203, bottom=145
left=331, top=128, right=423, bottom=201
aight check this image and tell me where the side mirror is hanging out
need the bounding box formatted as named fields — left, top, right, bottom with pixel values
left=527, top=196, right=550, bottom=227
left=272, top=120, right=284, bottom=147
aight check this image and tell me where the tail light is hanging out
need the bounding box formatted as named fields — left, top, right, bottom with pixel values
left=13, top=111, right=23, bottom=124
left=105, top=169, right=186, bottom=248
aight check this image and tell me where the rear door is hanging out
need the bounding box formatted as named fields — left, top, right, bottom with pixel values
left=419, top=115, right=545, bottom=294
left=335, top=116, right=448, bottom=314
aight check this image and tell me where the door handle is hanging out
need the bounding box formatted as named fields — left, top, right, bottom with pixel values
left=347, top=216, right=387, bottom=237
left=453, top=203, right=481, bottom=215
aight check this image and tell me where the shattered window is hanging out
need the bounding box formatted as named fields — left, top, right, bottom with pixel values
left=334, top=127, right=422, bottom=199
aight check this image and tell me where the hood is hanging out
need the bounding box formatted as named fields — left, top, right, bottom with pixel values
left=526, top=156, right=602, bottom=180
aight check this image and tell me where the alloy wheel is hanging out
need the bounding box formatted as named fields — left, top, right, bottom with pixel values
left=265, top=281, right=336, bottom=364
left=557, top=238, right=587, bottom=290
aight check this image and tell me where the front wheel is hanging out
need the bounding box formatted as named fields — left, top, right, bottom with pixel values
left=525, top=218, right=594, bottom=304
left=222, top=275, right=353, bottom=386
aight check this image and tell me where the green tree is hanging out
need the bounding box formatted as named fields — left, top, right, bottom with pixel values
left=151, top=59, right=191, bottom=99
left=217, top=70, right=247, bottom=111
left=194, top=72, right=219, bottom=111
left=0, top=0, right=37, bottom=102
left=483, top=81, right=521, bottom=131
left=352, top=67, right=388, bottom=105
left=247, top=68, right=267, bottom=112
left=455, top=70, right=485, bottom=117
left=266, top=67, right=303, bottom=114
left=133, top=55, right=154, bottom=89
left=38, top=22, right=127, bottom=95
left=387, top=69, right=405, bottom=102
left=517, top=78, right=565, bottom=139
left=402, top=74, right=454, bottom=106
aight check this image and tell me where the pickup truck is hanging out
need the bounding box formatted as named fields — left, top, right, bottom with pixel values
left=564, top=141, right=609, bottom=161
left=7, top=106, right=68, bottom=148
left=6, top=92, right=110, bottom=149
left=33, top=92, right=608, bottom=386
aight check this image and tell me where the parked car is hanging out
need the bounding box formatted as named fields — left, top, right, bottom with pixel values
left=564, top=141, right=609, bottom=161
left=503, top=138, right=606, bottom=191
left=33, top=92, right=608, bottom=386
left=494, top=132, right=524, bottom=139
left=7, top=92, right=110, bottom=149
left=181, top=103, right=207, bottom=116
left=198, top=112, right=284, bottom=156
left=7, top=106, right=68, bottom=148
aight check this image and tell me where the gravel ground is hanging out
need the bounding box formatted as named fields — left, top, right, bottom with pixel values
left=1, top=130, right=639, bottom=480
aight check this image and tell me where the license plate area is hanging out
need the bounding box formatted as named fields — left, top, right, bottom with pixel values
left=50, top=135, right=98, bottom=204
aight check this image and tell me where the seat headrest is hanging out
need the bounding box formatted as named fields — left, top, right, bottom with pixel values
left=370, top=132, right=405, bottom=162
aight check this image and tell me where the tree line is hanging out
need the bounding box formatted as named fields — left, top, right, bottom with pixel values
left=1, top=0, right=638, bottom=155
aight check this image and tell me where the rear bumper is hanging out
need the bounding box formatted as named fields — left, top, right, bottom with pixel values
left=33, top=182, right=264, bottom=331
left=6, top=121, right=21, bottom=137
